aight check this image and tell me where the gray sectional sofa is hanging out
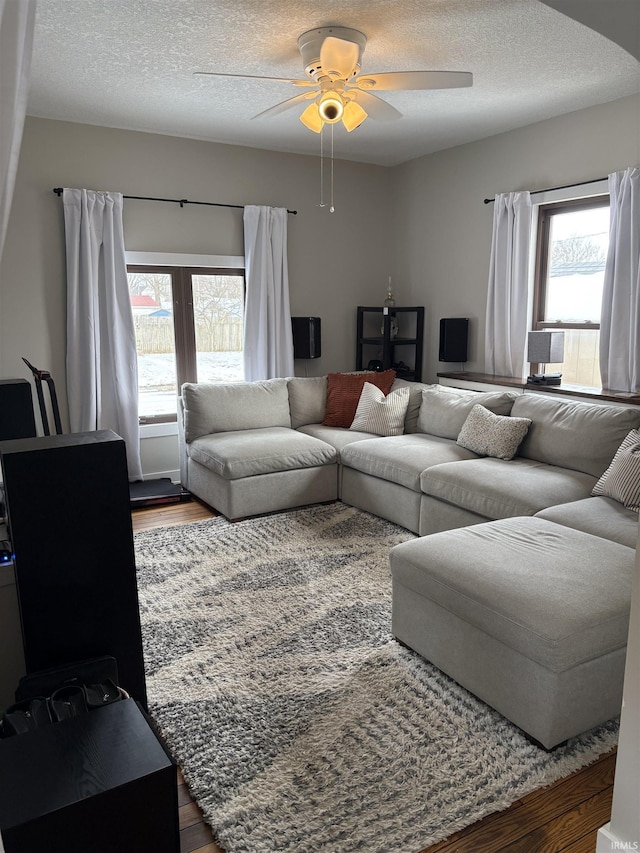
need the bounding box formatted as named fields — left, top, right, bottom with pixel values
left=178, top=375, right=640, bottom=544
left=178, top=373, right=639, bottom=747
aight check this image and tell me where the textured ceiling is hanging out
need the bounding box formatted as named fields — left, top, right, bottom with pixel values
left=27, top=0, right=640, bottom=167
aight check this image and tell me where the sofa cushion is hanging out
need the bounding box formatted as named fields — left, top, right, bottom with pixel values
left=182, top=379, right=290, bottom=443
left=350, top=383, right=410, bottom=436
left=416, top=388, right=516, bottom=439
left=536, top=497, right=639, bottom=549
left=420, top=457, right=596, bottom=519
left=188, top=427, right=337, bottom=479
left=511, top=394, right=640, bottom=478
left=390, top=517, right=634, bottom=672
left=323, top=370, right=395, bottom=428
left=341, top=434, right=479, bottom=492
left=288, top=376, right=327, bottom=429
left=457, top=404, right=532, bottom=460
left=296, top=424, right=378, bottom=454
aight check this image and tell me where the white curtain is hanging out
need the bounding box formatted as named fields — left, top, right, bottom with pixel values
left=484, top=191, right=533, bottom=377
left=243, top=205, right=295, bottom=381
left=0, top=0, right=37, bottom=260
left=63, top=188, right=143, bottom=481
left=600, top=167, right=640, bottom=392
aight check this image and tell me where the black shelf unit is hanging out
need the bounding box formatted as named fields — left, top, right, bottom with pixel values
left=356, top=306, right=425, bottom=382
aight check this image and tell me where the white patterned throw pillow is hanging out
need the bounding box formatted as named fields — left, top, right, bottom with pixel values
left=457, top=404, right=532, bottom=460
left=350, top=382, right=410, bottom=436
left=592, top=429, right=640, bottom=511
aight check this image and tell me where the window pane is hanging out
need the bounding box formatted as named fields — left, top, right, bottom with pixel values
left=192, top=274, right=244, bottom=383
left=543, top=206, right=609, bottom=323
left=128, top=272, right=178, bottom=417
left=544, top=328, right=601, bottom=388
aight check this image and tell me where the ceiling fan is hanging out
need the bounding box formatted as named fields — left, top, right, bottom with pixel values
left=195, top=26, right=472, bottom=133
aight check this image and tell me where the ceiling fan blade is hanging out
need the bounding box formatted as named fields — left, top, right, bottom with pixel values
left=251, top=91, right=316, bottom=120
left=194, top=71, right=315, bottom=87
left=354, top=71, right=473, bottom=91
left=320, top=36, right=360, bottom=79
left=350, top=90, right=402, bottom=122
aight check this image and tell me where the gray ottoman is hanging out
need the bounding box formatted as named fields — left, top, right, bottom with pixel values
left=390, top=516, right=635, bottom=748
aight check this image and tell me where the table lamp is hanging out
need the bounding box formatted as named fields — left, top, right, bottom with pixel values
left=527, top=330, right=565, bottom=385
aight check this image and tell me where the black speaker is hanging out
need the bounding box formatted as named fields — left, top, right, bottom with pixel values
left=439, top=318, right=469, bottom=363
left=0, top=379, right=36, bottom=441
left=291, top=317, right=321, bottom=359
left=0, top=430, right=147, bottom=707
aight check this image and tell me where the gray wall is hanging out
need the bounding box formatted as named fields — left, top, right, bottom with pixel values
left=392, top=93, right=640, bottom=382
left=0, top=116, right=394, bottom=397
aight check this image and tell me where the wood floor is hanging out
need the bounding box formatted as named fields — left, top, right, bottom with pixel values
left=132, top=499, right=615, bottom=853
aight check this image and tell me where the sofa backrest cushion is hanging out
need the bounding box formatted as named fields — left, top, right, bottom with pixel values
left=417, top=387, right=516, bottom=439
left=390, top=380, right=470, bottom=433
left=288, top=376, right=327, bottom=429
left=511, top=393, right=640, bottom=477
left=182, top=379, right=291, bottom=443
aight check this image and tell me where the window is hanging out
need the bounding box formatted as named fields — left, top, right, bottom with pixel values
left=532, top=196, right=609, bottom=388
left=127, top=265, right=245, bottom=422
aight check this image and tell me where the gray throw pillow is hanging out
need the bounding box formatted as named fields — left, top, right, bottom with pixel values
left=417, top=387, right=516, bottom=439
left=457, top=404, right=532, bottom=461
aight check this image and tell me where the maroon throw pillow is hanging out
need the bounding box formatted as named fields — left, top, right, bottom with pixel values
left=323, top=370, right=396, bottom=428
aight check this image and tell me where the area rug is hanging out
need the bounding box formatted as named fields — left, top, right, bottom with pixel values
left=134, top=503, right=618, bottom=853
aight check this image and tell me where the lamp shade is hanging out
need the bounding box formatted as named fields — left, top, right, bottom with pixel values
left=300, top=102, right=323, bottom=133
left=527, top=330, right=565, bottom=364
left=342, top=100, right=367, bottom=132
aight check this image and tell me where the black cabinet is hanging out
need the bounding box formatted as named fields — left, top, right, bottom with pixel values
left=0, top=430, right=147, bottom=708
left=0, top=699, right=179, bottom=852
left=356, top=306, right=425, bottom=382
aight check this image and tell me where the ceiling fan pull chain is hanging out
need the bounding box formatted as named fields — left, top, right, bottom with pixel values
left=330, top=124, right=335, bottom=213
left=319, top=124, right=325, bottom=208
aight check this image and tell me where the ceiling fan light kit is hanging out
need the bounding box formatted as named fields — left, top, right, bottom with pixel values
left=300, top=89, right=368, bottom=134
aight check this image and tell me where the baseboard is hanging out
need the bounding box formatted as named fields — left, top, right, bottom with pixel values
left=596, top=823, right=639, bottom=851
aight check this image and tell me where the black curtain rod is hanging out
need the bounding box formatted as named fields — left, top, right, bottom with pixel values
left=52, top=188, right=297, bottom=215
left=483, top=177, right=608, bottom=204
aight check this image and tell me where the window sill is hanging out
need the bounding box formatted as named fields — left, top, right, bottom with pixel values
left=139, top=421, right=178, bottom=439
left=437, top=372, right=640, bottom=406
